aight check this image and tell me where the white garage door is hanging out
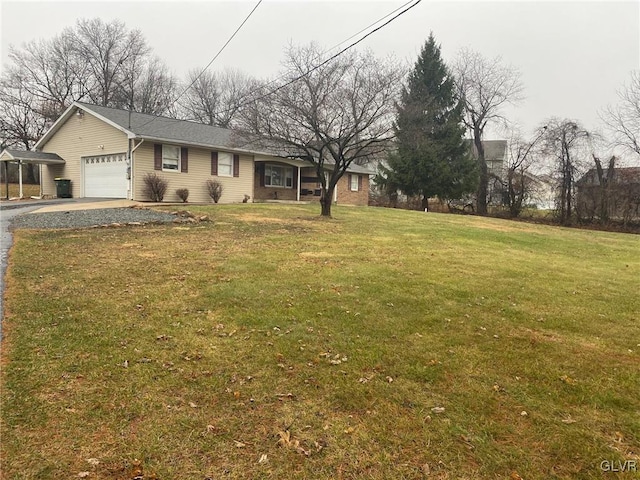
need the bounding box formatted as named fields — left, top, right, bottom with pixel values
left=83, top=153, right=128, bottom=198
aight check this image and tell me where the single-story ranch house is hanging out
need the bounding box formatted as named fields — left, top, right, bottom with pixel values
left=3, top=102, right=371, bottom=205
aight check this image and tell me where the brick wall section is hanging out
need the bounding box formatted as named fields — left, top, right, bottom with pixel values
left=337, top=173, right=369, bottom=206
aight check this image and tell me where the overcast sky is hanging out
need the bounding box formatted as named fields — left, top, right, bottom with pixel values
left=1, top=0, right=639, bottom=143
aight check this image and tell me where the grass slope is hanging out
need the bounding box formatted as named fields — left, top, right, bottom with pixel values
left=1, top=205, right=639, bottom=479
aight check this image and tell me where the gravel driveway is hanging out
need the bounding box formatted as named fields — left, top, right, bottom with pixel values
left=10, top=207, right=176, bottom=229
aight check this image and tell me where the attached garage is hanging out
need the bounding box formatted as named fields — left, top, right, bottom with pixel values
left=83, top=153, right=128, bottom=198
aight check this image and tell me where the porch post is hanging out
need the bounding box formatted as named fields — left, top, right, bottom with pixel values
left=296, top=166, right=301, bottom=201
left=18, top=160, right=23, bottom=198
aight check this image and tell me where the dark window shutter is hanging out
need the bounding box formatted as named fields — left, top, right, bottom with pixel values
left=292, top=167, right=297, bottom=189
left=154, top=144, right=162, bottom=170
left=348, top=174, right=352, bottom=190
left=258, top=163, right=265, bottom=187
left=233, top=154, right=240, bottom=177
left=211, top=151, right=218, bottom=176
left=358, top=175, right=363, bottom=191
left=181, top=147, right=188, bottom=173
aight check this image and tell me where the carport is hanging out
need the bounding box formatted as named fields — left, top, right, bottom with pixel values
left=0, top=149, right=65, bottom=199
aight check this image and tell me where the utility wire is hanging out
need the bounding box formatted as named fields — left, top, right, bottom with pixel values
left=208, top=0, right=422, bottom=120
left=138, top=0, right=263, bottom=129
left=139, top=0, right=420, bottom=130
left=251, top=0, right=418, bottom=96
left=324, top=0, right=417, bottom=54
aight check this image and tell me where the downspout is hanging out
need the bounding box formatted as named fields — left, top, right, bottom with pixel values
left=130, top=138, right=145, bottom=200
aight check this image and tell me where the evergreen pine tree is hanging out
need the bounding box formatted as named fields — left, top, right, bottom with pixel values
left=383, top=33, right=477, bottom=209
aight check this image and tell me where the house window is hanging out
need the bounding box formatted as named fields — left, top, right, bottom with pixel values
left=265, top=165, right=293, bottom=188
left=162, top=145, right=180, bottom=171
left=350, top=175, right=359, bottom=191
left=218, top=152, right=233, bottom=176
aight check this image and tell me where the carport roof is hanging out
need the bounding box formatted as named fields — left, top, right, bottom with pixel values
left=0, top=149, right=65, bottom=165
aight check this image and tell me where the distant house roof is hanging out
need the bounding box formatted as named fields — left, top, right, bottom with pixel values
left=324, top=161, right=374, bottom=175
left=0, top=149, right=65, bottom=165
left=33, top=102, right=374, bottom=175
left=466, top=139, right=507, bottom=161
left=577, top=167, right=640, bottom=185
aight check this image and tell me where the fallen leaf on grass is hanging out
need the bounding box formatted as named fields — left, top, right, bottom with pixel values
left=277, top=430, right=310, bottom=456
left=275, top=392, right=295, bottom=400
left=86, top=458, right=100, bottom=466
left=431, top=407, right=445, bottom=414
left=561, top=416, right=577, bottom=424
left=258, top=454, right=268, bottom=464
left=234, top=440, right=246, bottom=448
left=77, top=473, right=90, bottom=478
left=344, top=426, right=356, bottom=434
left=559, top=375, right=577, bottom=384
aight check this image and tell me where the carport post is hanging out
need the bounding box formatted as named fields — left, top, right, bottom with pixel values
left=18, top=160, right=23, bottom=198
left=3, top=161, right=8, bottom=200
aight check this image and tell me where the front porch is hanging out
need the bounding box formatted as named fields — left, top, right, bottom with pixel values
left=253, top=158, right=335, bottom=203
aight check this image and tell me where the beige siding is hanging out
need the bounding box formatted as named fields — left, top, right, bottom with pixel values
left=40, top=113, right=128, bottom=198
left=133, top=143, right=254, bottom=203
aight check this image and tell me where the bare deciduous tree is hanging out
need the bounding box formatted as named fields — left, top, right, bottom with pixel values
left=0, top=75, right=50, bottom=183
left=133, top=57, right=178, bottom=116
left=240, top=44, right=402, bottom=217
left=601, top=71, right=640, bottom=157
left=7, top=33, right=87, bottom=122
left=1, top=18, right=178, bottom=151
left=73, top=18, right=150, bottom=107
left=453, top=48, right=524, bottom=214
left=180, top=69, right=256, bottom=128
left=503, top=127, right=546, bottom=217
left=540, top=118, right=591, bottom=225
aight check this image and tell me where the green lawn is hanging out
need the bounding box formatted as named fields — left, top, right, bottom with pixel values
left=1, top=205, right=639, bottom=479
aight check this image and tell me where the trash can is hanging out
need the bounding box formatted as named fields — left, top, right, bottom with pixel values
left=54, top=178, right=72, bottom=198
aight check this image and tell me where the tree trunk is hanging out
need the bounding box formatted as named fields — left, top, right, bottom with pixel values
left=473, top=130, right=488, bottom=215
left=320, top=188, right=333, bottom=217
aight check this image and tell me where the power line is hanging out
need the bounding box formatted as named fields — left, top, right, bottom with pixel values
left=324, top=0, right=418, bottom=54
left=209, top=0, right=422, bottom=120
left=252, top=0, right=418, bottom=97
left=138, top=0, right=262, bottom=129
left=141, top=0, right=421, bottom=130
